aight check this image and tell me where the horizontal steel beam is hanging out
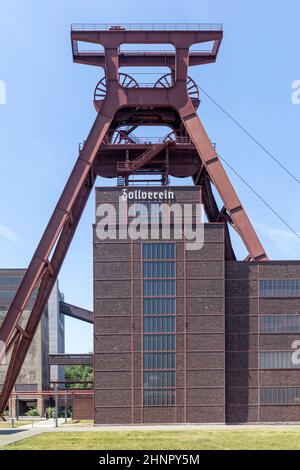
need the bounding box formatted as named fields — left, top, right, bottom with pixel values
left=73, top=51, right=216, bottom=68
left=60, top=301, right=93, bottom=324
left=49, top=354, right=93, bottom=366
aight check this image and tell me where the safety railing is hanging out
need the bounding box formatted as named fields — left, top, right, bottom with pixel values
left=71, top=23, right=223, bottom=32
left=127, top=178, right=164, bottom=187
left=74, top=49, right=211, bottom=55
left=79, top=136, right=212, bottom=149
left=105, top=136, right=192, bottom=145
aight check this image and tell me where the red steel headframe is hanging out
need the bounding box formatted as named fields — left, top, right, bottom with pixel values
left=0, top=24, right=267, bottom=416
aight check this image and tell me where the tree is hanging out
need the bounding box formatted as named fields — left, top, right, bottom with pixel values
left=64, top=364, right=93, bottom=389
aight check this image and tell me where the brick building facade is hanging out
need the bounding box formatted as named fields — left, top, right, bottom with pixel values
left=93, top=186, right=300, bottom=424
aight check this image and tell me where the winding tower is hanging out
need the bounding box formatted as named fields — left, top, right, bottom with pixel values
left=0, top=23, right=267, bottom=417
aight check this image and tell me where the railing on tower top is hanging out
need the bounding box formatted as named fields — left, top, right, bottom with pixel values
left=78, top=137, right=217, bottom=150
left=74, top=49, right=212, bottom=56
left=71, top=23, right=223, bottom=32
left=105, top=136, right=192, bottom=145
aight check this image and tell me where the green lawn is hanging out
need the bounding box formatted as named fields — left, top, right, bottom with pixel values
left=4, top=429, right=300, bottom=450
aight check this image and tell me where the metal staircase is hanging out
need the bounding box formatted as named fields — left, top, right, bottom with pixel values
left=117, top=141, right=168, bottom=174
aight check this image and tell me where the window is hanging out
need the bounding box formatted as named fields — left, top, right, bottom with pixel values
left=143, top=316, right=175, bottom=333
left=260, top=351, right=300, bottom=369
left=144, top=371, right=175, bottom=388
left=143, top=280, right=175, bottom=296
left=260, top=315, right=300, bottom=333
left=144, top=352, right=176, bottom=369
left=143, top=298, right=175, bottom=315
left=143, top=242, right=175, bottom=260
left=143, top=389, right=175, bottom=406
left=143, top=261, right=175, bottom=278
left=0, top=276, right=22, bottom=286
left=260, top=279, right=300, bottom=297
left=142, top=243, right=176, bottom=406
left=15, top=384, right=38, bottom=392
left=144, top=334, right=175, bottom=351
left=260, top=387, right=300, bottom=405
left=0, top=291, right=17, bottom=300
left=0, top=291, right=37, bottom=301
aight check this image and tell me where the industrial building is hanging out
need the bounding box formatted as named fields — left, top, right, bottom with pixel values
left=0, top=270, right=64, bottom=414
left=0, top=24, right=299, bottom=425
left=0, top=271, right=92, bottom=416
left=94, top=187, right=300, bottom=424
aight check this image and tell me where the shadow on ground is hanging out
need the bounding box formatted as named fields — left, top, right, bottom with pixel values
left=0, top=429, right=26, bottom=436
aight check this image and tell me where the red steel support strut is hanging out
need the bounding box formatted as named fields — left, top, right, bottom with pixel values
left=180, top=109, right=267, bottom=261
left=0, top=110, right=114, bottom=415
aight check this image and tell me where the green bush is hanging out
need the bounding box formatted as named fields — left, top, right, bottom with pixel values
left=25, top=407, right=40, bottom=417
left=46, top=407, right=55, bottom=418
left=59, top=408, right=72, bottom=418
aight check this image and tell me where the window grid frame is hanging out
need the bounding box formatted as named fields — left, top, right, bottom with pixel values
left=142, top=242, right=176, bottom=407
left=260, top=314, right=300, bottom=334
left=260, top=351, right=300, bottom=369
left=260, top=387, right=300, bottom=405
left=260, top=279, right=300, bottom=298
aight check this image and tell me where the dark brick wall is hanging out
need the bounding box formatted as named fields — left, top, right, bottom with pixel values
left=73, top=395, right=94, bottom=420
left=226, top=261, right=300, bottom=423
left=93, top=186, right=225, bottom=424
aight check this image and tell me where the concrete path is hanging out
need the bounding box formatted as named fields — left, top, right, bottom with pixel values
left=19, top=417, right=65, bottom=430
left=51, top=423, right=300, bottom=432
left=0, top=418, right=64, bottom=447
left=0, top=428, right=42, bottom=447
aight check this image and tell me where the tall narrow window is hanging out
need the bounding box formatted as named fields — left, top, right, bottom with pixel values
left=142, top=242, right=176, bottom=406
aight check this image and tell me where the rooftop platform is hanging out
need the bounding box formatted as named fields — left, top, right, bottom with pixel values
left=71, top=23, right=223, bottom=31
left=71, top=23, right=223, bottom=68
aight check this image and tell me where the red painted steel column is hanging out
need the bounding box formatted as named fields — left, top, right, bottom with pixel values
left=0, top=170, right=95, bottom=413
left=0, top=110, right=113, bottom=350
left=140, top=243, right=144, bottom=423
left=183, top=239, right=187, bottom=423
left=131, top=238, right=135, bottom=424
left=0, top=109, right=115, bottom=415
left=179, top=109, right=268, bottom=262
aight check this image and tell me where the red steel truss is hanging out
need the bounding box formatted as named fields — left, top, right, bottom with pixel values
left=0, top=23, right=267, bottom=417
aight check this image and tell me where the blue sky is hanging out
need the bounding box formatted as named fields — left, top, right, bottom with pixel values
left=0, top=0, right=299, bottom=353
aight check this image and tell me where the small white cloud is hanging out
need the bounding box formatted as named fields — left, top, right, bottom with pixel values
left=258, top=223, right=300, bottom=259
left=0, top=224, right=18, bottom=242
left=0, top=80, right=6, bottom=105
left=291, top=80, right=300, bottom=105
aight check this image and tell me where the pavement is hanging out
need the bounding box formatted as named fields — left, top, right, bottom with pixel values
left=1, top=419, right=300, bottom=448
left=0, top=418, right=64, bottom=447
left=0, top=428, right=43, bottom=447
